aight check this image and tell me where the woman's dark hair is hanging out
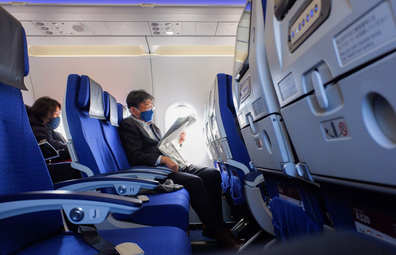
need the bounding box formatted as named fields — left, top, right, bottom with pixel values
left=126, top=89, right=154, bottom=109
left=29, top=97, right=61, bottom=123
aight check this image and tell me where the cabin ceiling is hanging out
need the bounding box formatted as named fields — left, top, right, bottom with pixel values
left=1, top=3, right=244, bottom=54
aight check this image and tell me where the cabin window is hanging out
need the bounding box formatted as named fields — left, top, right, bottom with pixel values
left=57, top=117, right=68, bottom=140
left=166, top=105, right=194, bottom=128
left=164, top=103, right=197, bottom=147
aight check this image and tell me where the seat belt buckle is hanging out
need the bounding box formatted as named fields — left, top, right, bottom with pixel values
left=114, top=242, right=144, bottom=255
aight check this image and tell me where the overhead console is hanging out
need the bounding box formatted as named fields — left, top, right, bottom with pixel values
left=288, top=0, right=330, bottom=52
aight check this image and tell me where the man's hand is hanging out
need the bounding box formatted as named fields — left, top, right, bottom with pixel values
left=179, top=130, right=186, bottom=145
left=161, top=157, right=179, bottom=173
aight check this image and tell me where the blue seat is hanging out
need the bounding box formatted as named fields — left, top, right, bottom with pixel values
left=215, top=73, right=254, bottom=206
left=101, top=90, right=190, bottom=229
left=103, top=91, right=177, bottom=177
left=208, top=73, right=275, bottom=242
left=63, top=74, right=190, bottom=231
left=263, top=0, right=396, bottom=250
left=228, top=0, right=331, bottom=242
left=0, top=6, right=191, bottom=255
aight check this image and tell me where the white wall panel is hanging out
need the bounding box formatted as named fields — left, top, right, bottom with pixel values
left=22, top=74, right=36, bottom=106
left=28, top=56, right=152, bottom=105
left=151, top=56, right=234, bottom=167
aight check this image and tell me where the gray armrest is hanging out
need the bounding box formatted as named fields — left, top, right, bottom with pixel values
left=54, top=177, right=158, bottom=195
left=0, top=190, right=141, bottom=224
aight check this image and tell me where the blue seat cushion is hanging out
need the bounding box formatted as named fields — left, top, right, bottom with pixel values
left=270, top=196, right=321, bottom=241
left=264, top=171, right=329, bottom=230
left=113, top=188, right=190, bottom=231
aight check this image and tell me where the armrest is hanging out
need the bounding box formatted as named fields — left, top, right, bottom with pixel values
left=71, top=162, right=94, bottom=176
left=54, top=177, right=158, bottom=195
left=99, top=169, right=168, bottom=180
left=0, top=190, right=141, bottom=224
left=228, top=159, right=251, bottom=175
left=245, top=171, right=265, bottom=187
left=122, top=165, right=172, bottom=175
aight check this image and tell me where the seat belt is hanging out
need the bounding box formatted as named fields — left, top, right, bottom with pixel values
left=78, top=226, right=116, bottom=255
left=78, top=226, right=144, bottom=255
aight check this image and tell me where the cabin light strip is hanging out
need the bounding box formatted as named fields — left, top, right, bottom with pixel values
left=28, top=45, right=235, bottom=56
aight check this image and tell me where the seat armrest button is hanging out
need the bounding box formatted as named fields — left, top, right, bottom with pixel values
left=70, top=207, right=85, bottom=222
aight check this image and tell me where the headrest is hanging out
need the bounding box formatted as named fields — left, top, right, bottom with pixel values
left=0, top=7, right=28, bottom=90
left=103, top=91, right=119, bottom=127
left=225, top=74, right=237, bottom=116
left=77, top=75, right=105, bottom=120
left=117, top=103, right=131, bottom=125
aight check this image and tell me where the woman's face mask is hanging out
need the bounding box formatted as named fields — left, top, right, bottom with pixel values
left=47, top=116, right=61, bottom=130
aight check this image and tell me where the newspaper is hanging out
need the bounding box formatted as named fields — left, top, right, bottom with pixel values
left=158, top=115, right=196, bottom=170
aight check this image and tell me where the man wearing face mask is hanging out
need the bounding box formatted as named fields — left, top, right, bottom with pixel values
left=28, top=97, right=81, bottom=183
left=118, top=90, right=244, bottom=248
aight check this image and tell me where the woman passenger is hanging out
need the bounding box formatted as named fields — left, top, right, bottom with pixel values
left=28, top=96, right=81, bottom=183
left=28, top=96, right=70, bottom=160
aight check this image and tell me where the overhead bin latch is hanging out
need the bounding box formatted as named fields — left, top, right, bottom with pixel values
left=246, top=113, right=258, bottom=136
left=311, top=70, right=329, bottom=109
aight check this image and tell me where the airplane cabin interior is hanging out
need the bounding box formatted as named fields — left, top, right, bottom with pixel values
left=1, top=0, right=396, bottom=254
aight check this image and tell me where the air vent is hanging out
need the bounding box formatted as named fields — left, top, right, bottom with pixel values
left=72, top=24, right=86, bottom=33
left=32, top=21, right=93, bottom=36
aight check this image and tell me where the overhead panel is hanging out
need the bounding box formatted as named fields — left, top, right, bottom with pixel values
left=21, top=21, right=45, bottom=36
left=31, top=21, right=93, bottom=35
left=104, top=22, right=151, bottom=35
left=216, top=22, right=238, bottom=35
left=86, top=22, right=111, bottom=35
left=196, top=22, right=218, bottom=35
left=149, top=22, right=182, bottom=35
left=181, top=22, right=196, bottom=35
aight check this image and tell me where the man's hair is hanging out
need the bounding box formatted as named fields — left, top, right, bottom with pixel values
left=126, top=89, right=154, bottom=109
left=29, top=96, right=61, bottom=122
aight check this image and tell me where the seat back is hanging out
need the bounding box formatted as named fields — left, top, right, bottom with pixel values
left=63, top=75, right=190, bottom=231
left=0, top=7, right=63, bottom=254
left=101, top=91, right=131, bottom=170
left=63, top=74, right=120, bottom=178
left=203, top=82, right=232, bottom=196
left=264, top=0, right=396, bottom=246
left=230, top=0, right=330, bottom=240
left=211, top=73, right=253, bottom=206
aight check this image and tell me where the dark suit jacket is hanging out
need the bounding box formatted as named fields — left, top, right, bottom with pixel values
left=118, top=116, right=163, bottom=167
